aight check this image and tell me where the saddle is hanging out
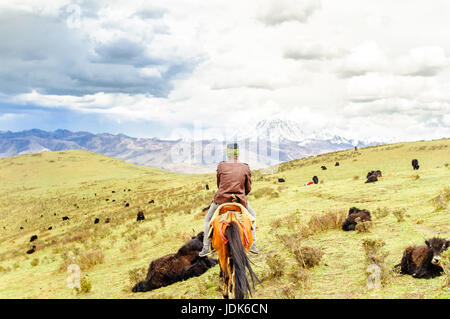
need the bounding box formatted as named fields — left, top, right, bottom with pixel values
left=208, top=202, right=255, bottom=240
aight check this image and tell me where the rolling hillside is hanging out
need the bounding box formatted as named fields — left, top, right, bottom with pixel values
left=0, top=139, right=449, bottom=299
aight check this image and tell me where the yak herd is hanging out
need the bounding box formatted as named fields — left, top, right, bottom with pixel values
left=18, top=155, right=449, bottom=296
left=128, top=156, right=447, bottom=293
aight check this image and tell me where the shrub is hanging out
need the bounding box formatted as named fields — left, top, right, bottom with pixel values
left=392, top=208, right=406, bottom=222
left=30, top=258, right=39, bottom=267
left=269, top=217, right=283, bottom=231
left=362, top=238, right=386, bottom=263
left=292, top=246, right=324, bottom=269
left=430, top=188, right=450, bottom=210
left=58, top=249, right=105, bottom=272
left=265, top=253, right=286, bottom=279
left=373, top=207, right=390, bottom=219
left=288, top=267, right=311, bottom=289
left=280, top=283, right=297, bottom=299
left=307, top=210, right=346, bottom=233
left=355, top=219, right=373, bottom=233
left=361, top=238, right=392, bottom=287
left=78, top=276, right=92, bottom=294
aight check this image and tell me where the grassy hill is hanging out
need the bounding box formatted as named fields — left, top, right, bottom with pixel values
left=0, top=140, right=449, bottom=299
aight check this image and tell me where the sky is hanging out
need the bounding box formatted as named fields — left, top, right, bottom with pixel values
left=0, top=0, right=449, bottom=142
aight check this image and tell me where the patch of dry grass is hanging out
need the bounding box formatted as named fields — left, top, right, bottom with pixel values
left=430, top=187, right=450, bottom=210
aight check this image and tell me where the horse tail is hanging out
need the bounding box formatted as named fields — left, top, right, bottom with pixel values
left=225, top=221, right=260, bottom=299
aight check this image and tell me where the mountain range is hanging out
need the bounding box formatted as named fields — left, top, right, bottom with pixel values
left=0, top=119, right=383, bottom=173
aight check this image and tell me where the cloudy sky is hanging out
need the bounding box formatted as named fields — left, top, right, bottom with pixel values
left=0, top=0, right=449, bottom=142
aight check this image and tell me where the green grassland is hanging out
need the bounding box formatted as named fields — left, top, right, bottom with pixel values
left=0, top=139, right=449, bottom=299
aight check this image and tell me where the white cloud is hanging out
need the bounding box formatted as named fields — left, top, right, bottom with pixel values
left=338, top=41, right=388, bottom=77
left=0, top=0, right=449, bottom=142
left=257, top=0, right=321, bottom=26
left=397, top=46, right=449, bottom=76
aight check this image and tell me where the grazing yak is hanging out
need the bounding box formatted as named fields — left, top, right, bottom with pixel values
left=205, top=184, right=209, bottom=190
left=94, top=218, right=100, bottom=224
left=396, top=237, right=449, bottom=279
left=125, top=203, right=130, bottom=207
left=342, top=207, right=371, bottom=231
left=335, top=162, right=340, bottom=166
left=412, top=159, right=419, bottom=170
left=62, top=216, right=70, bottom=221
left=105, top=218, right=111, bottom=223
left=27, top=245, right=36, bottom=254
left=321, top=166, right=327, bottom=170
left=312, top=176, right=319, bottom=184
left=137, top=211, right=145, bottom=222
left=132, top=232, right=218, bottom=292
left=278, top=178, right=285, bottom=183
left=365, top=170, right=382, bottom=183
left=30, top=235, right=38, bottom=242
left=148, top=200, right=155, bottom=204
left=48, top=226, right=52, bottom=230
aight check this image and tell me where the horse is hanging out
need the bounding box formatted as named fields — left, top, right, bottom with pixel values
left=210, top=203, right=260, bottom=299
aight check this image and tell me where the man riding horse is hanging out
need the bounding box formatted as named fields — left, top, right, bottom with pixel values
left=199, top=143, right=259, bottom=257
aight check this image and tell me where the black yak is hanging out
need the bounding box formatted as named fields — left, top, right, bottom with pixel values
left=62, top=216, right=70, bottom=221
left=342, top=207, right=371, bottom=231
left=412, top=159, right=419, bottom=170
left=312, top=176, right=319, bottom=184
left=27, top=245, right=36, bottom=254
left=48, top=226, right=53, bottom=230
left=132, top=232, right=218, bottom=292
left=148, top=200, right=155, bottom=204
left=365, top=170, right=382, bottom=183
left=105, top=218, right=111, bottom=224
left=205, top=184, right=209, bottom=190
left=30, top=235, right=38, bottom=242
left=366, top=170, right=382, bottom=178
left=125, top=203, right=130, bottom=207
left=396, top=237, right=449, bottom=279
left=137, top=211, right=145, bottom=222
left=321, top=166, right=327, bottom=170
left=335, top=162, right=340, bottom=166
left=278, top=178, right=285, bottom=183
left=94, top=218, right=100, bottom=224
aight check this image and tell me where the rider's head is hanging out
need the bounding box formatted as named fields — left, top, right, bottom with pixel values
left=226, top=143, right=239, bottom=160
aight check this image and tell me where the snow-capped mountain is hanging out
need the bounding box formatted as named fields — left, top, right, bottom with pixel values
left=0, top=120, right=384, bottom=173
left=233, top=118, right=376, bottom=146
left=235, top=119, right=309, bottom=142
